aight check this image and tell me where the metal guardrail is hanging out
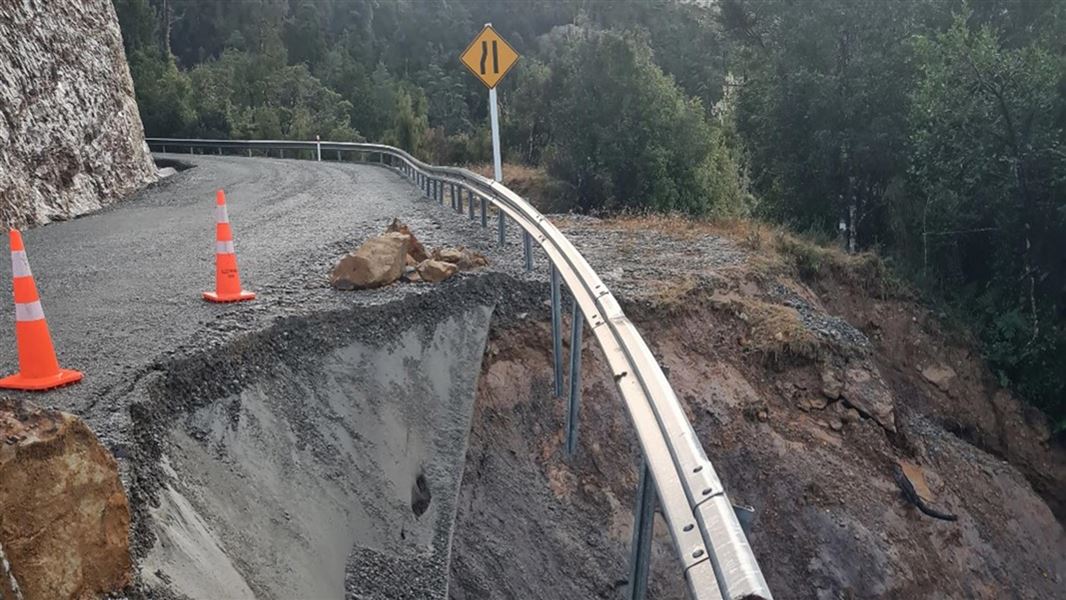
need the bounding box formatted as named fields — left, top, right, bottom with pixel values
left=146, top=138, right=772, bottom=600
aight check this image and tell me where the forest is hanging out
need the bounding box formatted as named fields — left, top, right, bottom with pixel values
left=113, top=0, right=1065, bottom=430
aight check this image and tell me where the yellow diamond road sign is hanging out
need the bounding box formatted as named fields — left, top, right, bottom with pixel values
left=460, top=25, right=519, bottom=89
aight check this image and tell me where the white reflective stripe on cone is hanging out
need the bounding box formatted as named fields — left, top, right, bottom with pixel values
left=216, top=205, right=229, bottom=223
left=15, top=300, right=44, bottom=322
left=216, top=240, right=235, bottom=254
left=10, top=251, right=31, bottom=278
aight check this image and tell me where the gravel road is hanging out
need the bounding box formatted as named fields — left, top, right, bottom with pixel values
left=0, top=154, right=553, bottom=598
left=0, top=155, right=541, bottom=446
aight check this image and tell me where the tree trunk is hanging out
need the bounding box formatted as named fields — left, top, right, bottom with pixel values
left=847, top=175, right=857, bottom=254
left=161, top=0, right=171, bottom=57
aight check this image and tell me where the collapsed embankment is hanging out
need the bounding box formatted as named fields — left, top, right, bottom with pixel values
left=449, top=217, right=1066, bottom=599
left=124, top=273, right=541, bottom=600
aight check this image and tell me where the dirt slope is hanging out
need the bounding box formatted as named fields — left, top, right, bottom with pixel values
left=450, top=216, right=1066, bottom=599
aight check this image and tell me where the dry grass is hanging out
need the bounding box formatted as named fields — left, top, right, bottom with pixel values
left=468, top=163, right=567, bottom=211
left=746, top=300, right=822, bottom=363
left=595, top=214, right=905, bottom=297
left=710, top=292, right=822, bottom=364
left=650, top=276, right=701, bottom=308
left=771, top=233, right=905, bottom=298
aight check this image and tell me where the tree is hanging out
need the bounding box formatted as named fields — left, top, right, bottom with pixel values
left=541, top=30, right=735, bottom=215
left=386, top=88, right=429, bottom=156
left=908, top=14, right=1066, bottom=421
left=725, top=0, right=933, bottom=248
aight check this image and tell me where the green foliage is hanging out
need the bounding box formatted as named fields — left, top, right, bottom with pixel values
left=722, top=0, right=1066, bottom=423
left=127, top=49, right=197, bottom=136
left=536, top=30, right=742, bottom=215
left=385, top=88, right=429, bottom=156
left=907, top=14, right=1066, bottom=420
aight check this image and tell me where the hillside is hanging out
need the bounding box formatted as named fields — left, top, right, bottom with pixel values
left=451, top=215, right=1066, bottom=598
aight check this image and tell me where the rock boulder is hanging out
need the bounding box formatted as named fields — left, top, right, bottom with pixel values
left=331, top=232, right=412, bottom=290
left=418, top=259, right=459, bottom=283
left=432, top=247, right=489, bottom=271
left=920, top=364, right=957, bottom=393
left=0, top=400, right=131, bottom=600
left=842, top=366, right=896, bottom=431
left=385, top=218, right=428, bottom=262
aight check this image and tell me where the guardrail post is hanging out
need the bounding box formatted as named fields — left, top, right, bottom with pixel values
left=523, top=232, right=533, bottom=272
left=550, top=265, right=563, bottom=397
left=627, top=458, right=656, bottom=600
left=189, top=146, right=194, bottom=155
left=218, top=147, right=222, bottom=156
left=468, top=190, right=475, bottom=220
left=279, top=149, right=284, bottom=159
left=565, top=300, right=584, bottom=458
left=480, top=197, right=488, bottom=228
left=316, top=136, right=321, bottom=161
left=450, top=184, right=457, bottom=211
left=498, top=211, right=506, bottom=246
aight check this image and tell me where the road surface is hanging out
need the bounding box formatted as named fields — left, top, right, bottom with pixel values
left=0, top=154, right=530, bottom=447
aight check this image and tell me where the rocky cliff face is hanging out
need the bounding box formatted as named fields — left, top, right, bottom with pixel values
left=0, top=0, right=156, bottom=229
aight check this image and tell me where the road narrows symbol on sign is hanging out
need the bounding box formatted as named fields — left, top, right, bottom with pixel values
left=461, top=25, right=519, bottom=89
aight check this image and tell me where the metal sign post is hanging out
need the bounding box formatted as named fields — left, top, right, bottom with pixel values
left=489, top=85, right=505, bottom=245
left=461, top=24, right=520, bottom=250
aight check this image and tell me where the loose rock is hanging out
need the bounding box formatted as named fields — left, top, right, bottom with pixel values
left=385, top=218, right=428, bottom=262
left=842, top=366, right=896, bottom=431
left=0, top=400, right=131, bottom=600
left=920, top=364, right=957, bottom=393
left=433, top=247, right=489, bottom=271
left=821, top=367, right=844, bottom=400
left=418, top=259, right=459, bottom=283
left=331, top=232, right=412, bottom=290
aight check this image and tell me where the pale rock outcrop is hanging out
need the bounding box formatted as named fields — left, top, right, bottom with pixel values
left=0, top=1, right=157, bottom=228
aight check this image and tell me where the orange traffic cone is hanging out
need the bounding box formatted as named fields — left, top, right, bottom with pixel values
left=203, top=189, right=255, bottom=303
left=0, top=230, right=82, bottom=391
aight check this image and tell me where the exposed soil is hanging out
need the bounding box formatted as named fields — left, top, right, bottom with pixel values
left=450, top=216, right=1066, bottom=599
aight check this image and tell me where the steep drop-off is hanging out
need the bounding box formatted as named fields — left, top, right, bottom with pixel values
left=0, top=0, right=155, bottom=228
left=451, top=216, right=1066, bottom=599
